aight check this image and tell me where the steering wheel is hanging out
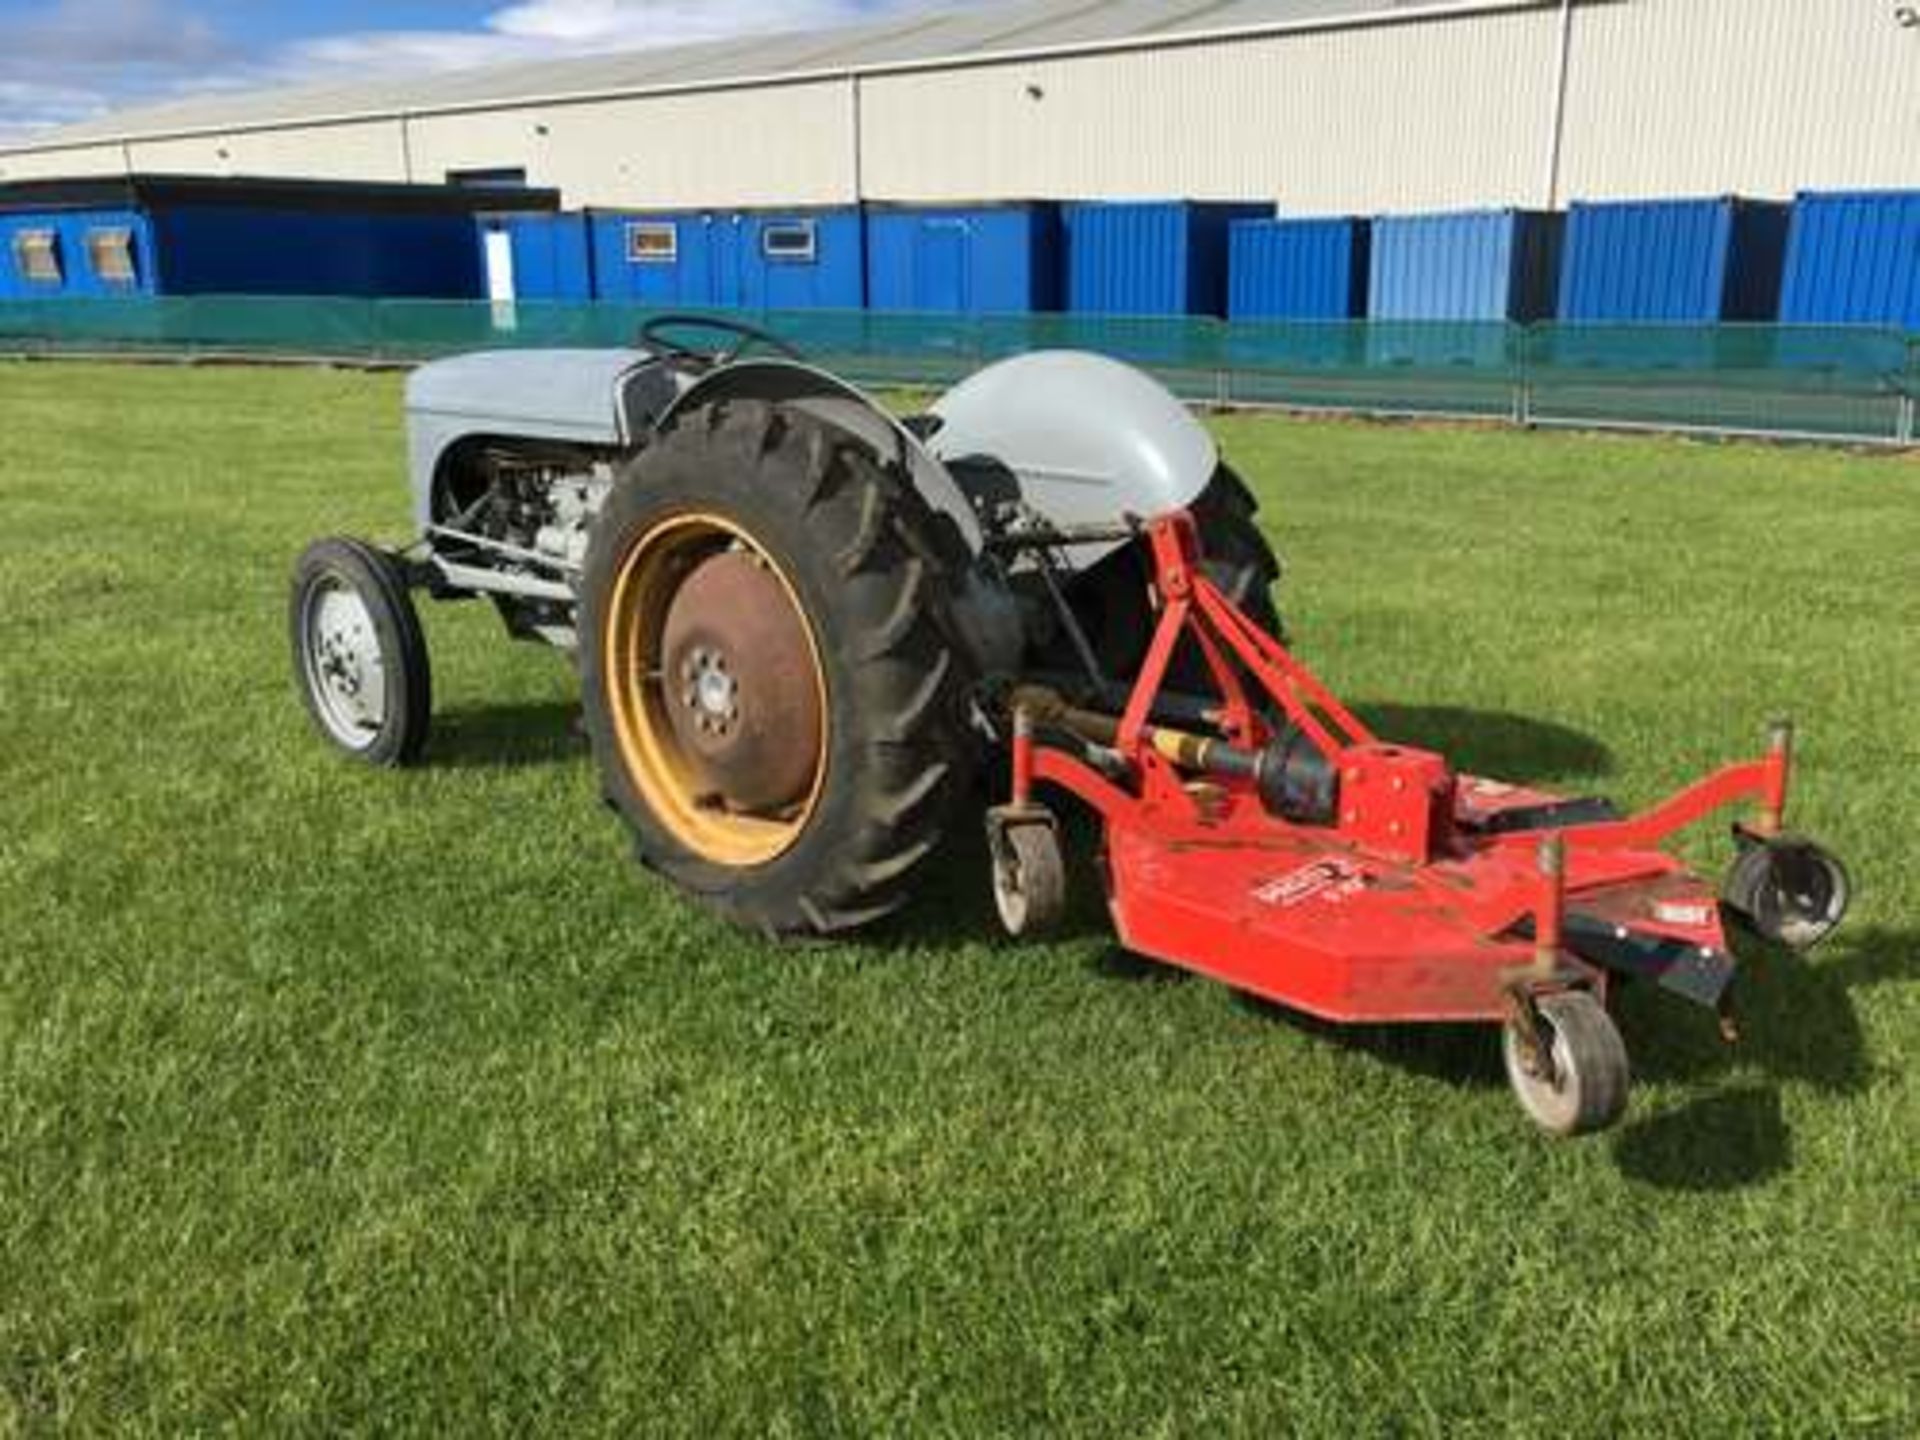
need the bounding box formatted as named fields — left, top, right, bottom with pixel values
left=638, top=314, right=805, bottom=366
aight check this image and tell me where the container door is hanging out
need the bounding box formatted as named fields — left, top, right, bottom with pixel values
left=484, top=226, right=517, bottom=329
left=914, top=219, right=969, bottom=312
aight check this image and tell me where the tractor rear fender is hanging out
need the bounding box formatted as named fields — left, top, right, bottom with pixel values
left=925, top=350, right=1219, bottom=566
left=661, top=359, right=985, bottom=556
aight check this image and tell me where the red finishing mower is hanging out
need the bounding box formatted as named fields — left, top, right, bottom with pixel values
left=984, top=512, right=1850, bottom=1137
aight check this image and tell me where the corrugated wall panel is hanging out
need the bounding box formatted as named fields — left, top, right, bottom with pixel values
left=1370, top=210, right=1561, bottom=322
left=128, top=122, right=410, bottom=183
left=407, top=82, right=856, bottom=208
left=1779, top=191, right=1920, bottom=329
left=1559, top=200, right=1731, bottom=322
left=1558, top=198, right=1788, bottom=322
left=866, top=204, right=1059, bottom=314
left=1228, top=217, right=1368, bottom=320
left=1064, top=201, right=1267, bottom=317
left=1558, top=0, right=1920, bottom=202
left=0, top=144, right=130, bottom=182
left=588, top=207, right=863, bottom=309
left=860, top=8, right=1562, bottom=212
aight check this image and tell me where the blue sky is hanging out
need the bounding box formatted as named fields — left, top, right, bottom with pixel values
left=0, top=0, right=975, bottom=142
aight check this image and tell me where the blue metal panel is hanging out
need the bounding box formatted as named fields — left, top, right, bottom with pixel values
left=149, top=205, right=482, bottom=297
left=1228, top=217, right=1368, bottom=320
left=865, top=203, right=1061, bottom=314
left=1779, top=190, right=1920, bottom=329
left=1063, top=201, right=1271, bottom=316
left=590, top=212, right=708, bottom=306
left=590, top=207, right=864, bottom=310
left=1369, top=209, right=1563, bottom=322
left=0, top=208, right=154, bottom=298
left=478, top=211, right=594, bottom=301
left=739, top=210, right=865, bottom=310
left=1558, top=197, right=1788, bottom=322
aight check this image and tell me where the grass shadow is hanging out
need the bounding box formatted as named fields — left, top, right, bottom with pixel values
left=1350, top=702, right=1613, bottom=782
left=1612, top=1085, right=1792, bottom=1191
left=1622, top=924, right=1915, bottom=1096
left=1087, top=946, right=1194, bottom=985
left=428, top=701, right=586, bottom=771
left=1229, top=997, right=1503, bottom=1090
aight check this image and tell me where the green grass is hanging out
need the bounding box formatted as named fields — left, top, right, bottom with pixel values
left=1, top=360, right=1914, bottom=1435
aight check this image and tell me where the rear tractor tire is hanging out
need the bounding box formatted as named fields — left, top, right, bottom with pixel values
left=289, top=537, right=432, bottom=768
left=579, top=400, right=972, bottom=937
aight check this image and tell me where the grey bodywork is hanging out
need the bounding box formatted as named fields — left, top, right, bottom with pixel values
left=405, top=346, right=1216, bottom=561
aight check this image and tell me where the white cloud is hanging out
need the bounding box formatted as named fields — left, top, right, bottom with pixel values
left=0, top=0, right=969, bottom=143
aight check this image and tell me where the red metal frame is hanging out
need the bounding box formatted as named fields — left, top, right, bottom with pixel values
left=1010, top=513, right=1788, bottom=1025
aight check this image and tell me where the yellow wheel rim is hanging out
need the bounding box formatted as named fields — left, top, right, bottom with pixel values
left=602, top=512, right=829, bottom=867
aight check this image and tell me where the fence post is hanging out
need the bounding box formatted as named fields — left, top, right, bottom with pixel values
left=1902, top=338, right=1919, bottom=446
left=1512, top=323, right=1534, bottom=429
left=1213, top=318, right=1232, bottom=407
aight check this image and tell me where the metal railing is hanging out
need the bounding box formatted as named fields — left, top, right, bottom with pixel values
left=1, top=297, right=1914, bottom=446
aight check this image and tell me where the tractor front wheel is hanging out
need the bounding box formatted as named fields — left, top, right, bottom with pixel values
left=580, top=401, right=971, bottom=936
left=289, top=537, right=432, bottom=767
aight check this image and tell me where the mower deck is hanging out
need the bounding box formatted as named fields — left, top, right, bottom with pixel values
left=1102, top=790, right=1734, bottom=1026
left=987, top=512, right=1848, bottom=1135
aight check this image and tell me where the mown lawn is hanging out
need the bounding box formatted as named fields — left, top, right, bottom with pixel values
left=1, top=360, right=1914, bottom=1435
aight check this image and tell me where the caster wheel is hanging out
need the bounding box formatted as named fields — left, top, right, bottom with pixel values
left=1723, top=837, right=1850, bottom=951
left=990, top=817, right=1067, bottom=938
left=290, top=537, right=432, bottom=768
left=1503, top=990, right=1630, bottom=1138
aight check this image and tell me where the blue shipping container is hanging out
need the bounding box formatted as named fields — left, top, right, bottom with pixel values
left=590, top=208, right=865, bottom=311
left=865, top=203, right=1059, bottom=314
left=1779, top=190, right=1920, bottom=329
left=1558, top=197, right=1789, bottom=322
left=1228, top=217, right=1369, bottom=320
left=1063, top=201, right=1271, bottom=316
left=477, top=211, right=595, bottom=302
left=0, top=207, right=155, bottom=299
left=1369, top=209, right=1564, bottom=322
left=0, top=176, right=557, bottom=301
left=151, top=206, right=484, bottom=297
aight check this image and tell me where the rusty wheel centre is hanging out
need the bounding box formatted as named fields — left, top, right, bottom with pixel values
left=603, top=515, right=828, bottom=866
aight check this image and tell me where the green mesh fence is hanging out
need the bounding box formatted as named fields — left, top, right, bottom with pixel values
left=1523, top=324, right=1915, bottom=440
left=0, top=297, right=1913, bottom=445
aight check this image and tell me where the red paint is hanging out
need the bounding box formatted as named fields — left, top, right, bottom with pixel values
left=1015, top=513, right=1791, bottom=1026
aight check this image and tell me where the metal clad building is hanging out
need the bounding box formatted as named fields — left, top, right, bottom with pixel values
left=1, top=2, right=1915, bottom=218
